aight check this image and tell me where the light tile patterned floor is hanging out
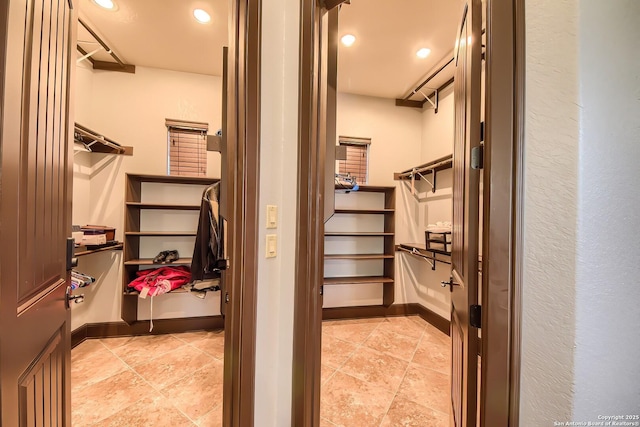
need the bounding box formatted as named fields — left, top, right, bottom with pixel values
left=321, top=316, right=451, bottom=427
left=71, top=316, right=450, bottom=426
left=71, top=331, right=224, bottom=426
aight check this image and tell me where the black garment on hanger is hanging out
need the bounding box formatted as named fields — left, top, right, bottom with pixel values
left=191, top=182, right=224, bottom=281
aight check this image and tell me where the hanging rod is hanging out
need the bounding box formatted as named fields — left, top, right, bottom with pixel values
left=74, top=123, right=133, bottom=155
left=77, top=19, right=135, bottom=73
left=395, top=154, right=453, bottom=180
left=397, top=246, right=451, bottom=271
left=402, top=57, right=454, bottom=102
left=79, top=18, right=124, bottom=66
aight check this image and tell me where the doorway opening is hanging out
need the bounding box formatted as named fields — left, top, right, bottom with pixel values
left=316, top=0, right=475, bottom=425
left=294, top=0, right=522, bottom=425
left=69, top=0, right=229, bottom=425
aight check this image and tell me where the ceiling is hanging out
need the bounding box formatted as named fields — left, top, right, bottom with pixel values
left=337, top=0, right=463, bottom=100
left=78, top=0, right=463, bottom=99
left=78, top=0, right=228, bottom=76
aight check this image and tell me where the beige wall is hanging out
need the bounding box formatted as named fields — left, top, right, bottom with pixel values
left=325, top=89, right=455, bottom=318
left=336, top=92, right=422, bottom=187
left=326, top=92, right=422, bottom=307
left=397, top=86, right=455, bottom=319
left=71, top=64, right=223, bottom=330
left=253, top=0, right=300, bottom=423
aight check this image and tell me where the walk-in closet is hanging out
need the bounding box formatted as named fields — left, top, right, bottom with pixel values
left=69, top=1, right=228, bottom=425
left=318, top=0, right=483, bottom=425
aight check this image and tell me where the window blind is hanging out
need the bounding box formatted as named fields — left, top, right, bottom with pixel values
left=166, top=119, right=208, bottom=177
left=338, top=137, right=370, bottom=184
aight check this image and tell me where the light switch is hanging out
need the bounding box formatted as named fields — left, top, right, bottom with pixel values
left=266, top=234, right=277, bottom=258
left=266, top=205, right=278, bottom=229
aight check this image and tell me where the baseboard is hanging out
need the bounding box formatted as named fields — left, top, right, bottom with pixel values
left=71, top=315, right=224, bottom=349
left=322, top=303, right=450, bottom=336
left=322, top=304, right=414, bottom=320
left=409, top=303, right=451, bottom=336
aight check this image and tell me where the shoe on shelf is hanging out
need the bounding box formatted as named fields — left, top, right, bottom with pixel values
left=152, top=250, right=180, bottom=264
left=153, top=250, right=170, bottom=264
left=164, top=250, right=180, bottom=263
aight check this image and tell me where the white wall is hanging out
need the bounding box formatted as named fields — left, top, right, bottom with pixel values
left=395, top=87, right=454, bottom=319
left=253, top=0, right=300, bottom=424
left=71, top=64, right=223, bottom=330
left=522, top=1, right=640, bottom=422
left=573, top=0, right=640, bottom=418
left=336, top=92, right=422, bottom=187
left=520, top=0, right=580, bottom=423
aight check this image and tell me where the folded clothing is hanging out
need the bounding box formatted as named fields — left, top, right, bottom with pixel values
left=128, top=266, right=192, bottom=297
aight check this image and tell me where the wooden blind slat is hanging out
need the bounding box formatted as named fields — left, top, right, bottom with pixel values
left=167, top=123, right=207, bottom=177
left=338, top=140, right=368, bottom=184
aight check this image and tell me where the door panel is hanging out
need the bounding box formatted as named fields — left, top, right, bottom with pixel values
left=1, top=0, right=75, bottom=425
left=18, top=330, right=65, bottom=427
left=451, top=1, right=482, bottom=426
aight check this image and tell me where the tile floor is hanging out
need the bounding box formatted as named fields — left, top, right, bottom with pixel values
left=71, top=315, right=450, bottom=427
left=71, top=330, right=224, bottom=426
left=321, top=316, right=451, bottom=427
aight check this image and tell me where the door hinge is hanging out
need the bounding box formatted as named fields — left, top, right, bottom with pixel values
left=480, top=121, right=485, bottom=142
left=470, top=304, right=482, bottom=328
left=471, top=145, right=484, bottom=170
left=225, top=292, right=230, bottom=303
left=320, top=285, right=324, bottom=296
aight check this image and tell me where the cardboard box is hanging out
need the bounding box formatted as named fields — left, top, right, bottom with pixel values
left=81, top=225, right=115, bottom=241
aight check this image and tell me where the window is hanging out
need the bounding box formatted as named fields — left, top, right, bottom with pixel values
left=338, top=136, right=371, bottom=184
left=166, top=119, right=208, bottom=176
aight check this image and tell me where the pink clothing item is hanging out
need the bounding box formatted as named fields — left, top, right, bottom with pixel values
left=128, top=266, right=192, bottom=296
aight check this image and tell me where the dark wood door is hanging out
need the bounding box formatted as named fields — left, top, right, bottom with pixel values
left=450, top=1, right=482, bottom=426
left=0, top=0, right=76, bottom=425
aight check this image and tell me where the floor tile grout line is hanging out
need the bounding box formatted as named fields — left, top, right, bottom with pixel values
left=130, top=368, right=200, bottom=426
left=377, top=321, right=430, bottom=427
left=328, top=318, right=383, bottom=376
left=75, top=367, right=152, bottom=426
left=121, top=338, right=223, bottom=423
left=109, top=346, right=201, bottom=426
left=80, top=339, right=200, bottom=426
left=322, top=317, right=432, bottom=427
left=73, top=336, right=223, bottom=427
left=70, top=342, right=132, bottom=395
left=321, top=318, right=384, bottom=425
left=127, top=345, right=218, bottom=393
left=389, top=324, right=453, bottom=421
left=101, top=335, right=187, bottom=366
left=196, top=401, right=224, bottom=426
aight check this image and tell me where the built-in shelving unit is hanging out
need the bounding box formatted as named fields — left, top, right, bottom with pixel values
left=121, top=173, right=218, bottom=324
left=323, top=186, right=396, bottom=307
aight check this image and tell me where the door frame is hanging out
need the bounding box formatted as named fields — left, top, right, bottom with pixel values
left=291, top=0, right=526, bottom=425
left=222, top=0, right=261, bottom=426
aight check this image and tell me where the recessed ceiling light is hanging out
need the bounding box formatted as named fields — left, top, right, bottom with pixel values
left=193, top=9, right=211, bottom=24
left=341, top=34, right=356, bottom=47
left=93, top=0, right=115, bottom=10
left=416, top=48, right=431, bottom=59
